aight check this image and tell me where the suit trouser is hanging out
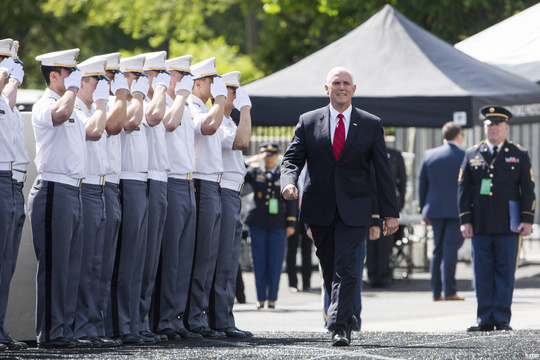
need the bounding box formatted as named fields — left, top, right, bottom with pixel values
left=150, top=178, right=196, bottom=332
left=139, top=179, right=168, bottom=332
left=185, top=179, right=221, bottom=330
left=108, top=179, right=148, bottom=337
left=430, top=218, right=464, bottom=297
left=28, top=179, right=84, bottom=342
left=323, top=240, right=365, bottom=331
left=99, top=182, right=121, bottom=337
left=209, top=188, right=242, bottom=329
left=286, top=223, right=312, bottom=289
left=0, top=175, right=18, bottom=340
left=249, top=226, right=287, bottom=302
left=366, top=232, right=393, bottom=286
left=310, top=211, right=365, bottom=332
left=74, top=183, right=106, bottom=339
left=471, top=234, right=520, bottom=325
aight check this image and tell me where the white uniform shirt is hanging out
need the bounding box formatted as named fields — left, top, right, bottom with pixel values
left=0, top=94, right=15, bottom=165
left=105, top=96, right=122, bottom=182
left=119, top=99, right=148, bottom=180
left=143, top=98, right=170, bottom=180
left=2, top=93, right=29, bottom=171
left=75, top=97, right=108, bottom=177
left=219, top=115, right=246, bottom=190
left=187, top=94, right=223, bottom=178
left=32, top=88, right=86, bottom=179
left=165, top=93, right=196, bottom=176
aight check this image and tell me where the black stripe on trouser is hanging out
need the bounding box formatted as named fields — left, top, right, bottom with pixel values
left=44, top=181, right=55, bottom=342
left=110, top=180, right=124, bottom=337
left=184, top=179, right=202, bottom=327
left=151, top=250, right=163, bottom=330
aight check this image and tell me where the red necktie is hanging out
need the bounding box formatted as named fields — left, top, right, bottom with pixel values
left=333, top=113, right=345, bottom=161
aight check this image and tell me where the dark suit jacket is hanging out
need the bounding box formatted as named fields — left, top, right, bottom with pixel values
left=387, top=147, right=407, bottom=212
left=281, top=105, right=399, bottom=227
left=418, top=142, right=465, bottom=220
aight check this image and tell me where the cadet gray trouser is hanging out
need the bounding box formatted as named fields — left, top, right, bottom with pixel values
left=209, top=187, right=242, bottom=329
left=108, top=179, right=147, bottom=337
left=185, top=179, right=221, bottom=330
left=74, top=183, right=106, bottom=339
left=28, top=179, right=83, bottom=343
left=150, top=178, right=196, bottom=332
left=0, top=173, right=16, bottom=341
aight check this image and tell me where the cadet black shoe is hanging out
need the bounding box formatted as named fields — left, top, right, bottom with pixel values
left=137, top=332, right=156, bottom=345
left=140, top=330, right=167, bottom=343
left=117, top=334, right=144, bottom=345
left=216, top=327, right=247, bottom=338
left=331, top=330, right=350, bottom=346
left=467, top=323, right=495, bottom=332
left=156, top=328, right=181, bottom=341
left=38, top=337, right=75, bottom=349
left=234, top=327, right=253, bottom=338
left=495, top=323, right=513, bottom=331
left=80, top=336, right=101, bottom=347
left=191, top=326, right=226, bottom=338
left=70, top=338, right=93, bottom=348
left=1, top=335, right=28, bottom=350
left=0, top=343, right=7, bottom=351
left=176, top=327, right=203, bottom=339
left=96, top=336, right=117, bottom=347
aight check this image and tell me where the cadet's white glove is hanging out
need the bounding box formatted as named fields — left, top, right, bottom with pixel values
left=175, top=75, right=194, bottom=94
left=93, top=79, right=110, bottom=102
left=9, top=62, right=24, bottom=85
left=0, top=57, right=15, bottom=77
left=234, top=87, right=252, bottom=110
left=210, top=77, right=227, bottom=99
left=110, top=73, right=129, bottom=95
left=130, top=76, right=149, bottom=98
left=152, top=72, right=170, bottom=90
left=64, top=69, right=82, bottom=90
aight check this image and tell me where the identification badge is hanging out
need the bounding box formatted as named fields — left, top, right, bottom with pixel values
left=268, top=198, right=278, bottom=214
left=480, top=178, right=492, bottom=195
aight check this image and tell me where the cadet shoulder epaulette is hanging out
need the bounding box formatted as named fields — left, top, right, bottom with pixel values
left=467, top=140, right=484, bottom=151
left=509, top=141, right=525, bottom=150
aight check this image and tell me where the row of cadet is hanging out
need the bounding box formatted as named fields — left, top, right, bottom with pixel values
left=0, top=37, right=268, bottom=350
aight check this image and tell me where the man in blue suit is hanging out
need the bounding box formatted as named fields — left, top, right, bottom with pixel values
left=281, top=67, right=399, bottom=346
left=418, top=121, right=465, bottom=301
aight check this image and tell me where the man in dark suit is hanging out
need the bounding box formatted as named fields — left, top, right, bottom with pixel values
left=458, top=106, right=535, bottom=332
left=281, top=67, right=399, bottom=346
left=418, top=121, right=465, bottom=301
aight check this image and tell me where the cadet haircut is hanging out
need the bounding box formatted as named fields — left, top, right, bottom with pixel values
left=442, top=121, right=462, bottom=142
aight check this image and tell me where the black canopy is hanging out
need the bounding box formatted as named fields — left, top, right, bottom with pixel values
left=244, top=5, right=540, bottom=128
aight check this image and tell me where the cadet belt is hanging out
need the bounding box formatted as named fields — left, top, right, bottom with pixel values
left=220, top=179, right=244, bottom=193
left=169, top=172, right=193, bottom=180
left=41, top=172, right=83, bottom=188
left=148, top=170, right=168, bottom=182
left=105, top=174, right=120, bottom=184
left=120, top=172, right=148, bottom=182
left=0, top=162, right=13, bottom=171
left=12, top=169, right=27, bottom=183
left=84, top=175, right=106, bottom=186
left=193, top=173, right=223, bottom=184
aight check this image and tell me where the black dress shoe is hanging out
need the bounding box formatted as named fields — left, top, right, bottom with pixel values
left=38, top=337, right=75, bottom=349
left=191, top=326, right=226, bottom=338
left=234, top=327, right=253, bottom=338
left=96, top=336, right=117, bottom=347
left=0, top=343, right=6, bottom=351
left=495, top=323, right=513, bottom=331
left=137, top=332, right=156, bottom=344
left=140, top=330, right=167, bottom=343
left=176, top=327, right=203, bottom=339
left=332, top=330, right=350, bottom=346
left=467, top=323, right=494, bottom=332
left=1, top=335, right=28, bottom=350
left=80, top=336, right=102, bottom=347
left=217, top=327, right=247, bottom=338
left=346, top=315, right=358, bottom=342
left=156, top=328, right=181, bottom=341
left=70, top=338, right=93, bottom=348
left=117, top=334, right=144, bottom=345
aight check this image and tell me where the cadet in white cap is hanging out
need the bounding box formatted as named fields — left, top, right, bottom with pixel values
left=0, top=39, right=29, bottom=352
left=149, top=55, right=201, bottom=340
left=184, top=57, right=227, bottom=338
left=29, top=48, right=93, bottom=349
left=92, top=52, right=129, bottom=347
left=108, top=53, right=152, bottom=345
left=207, top=71, right=253, bottom=338
left=69, top=57, right=117, bottom=348
left=132, top=50, right=170, bottom=344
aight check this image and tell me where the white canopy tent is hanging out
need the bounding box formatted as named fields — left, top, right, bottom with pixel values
left=455, top=3, right=540, bottom=83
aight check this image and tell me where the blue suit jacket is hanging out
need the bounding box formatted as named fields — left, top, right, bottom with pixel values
left=418, top=142, right=465, bottom=219
left=281, top=105, right=399, bottom=227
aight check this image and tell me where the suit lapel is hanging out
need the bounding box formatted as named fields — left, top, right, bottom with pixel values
left=320, top=106, right=334, bottom=160
left=338, top=107, right=360, bottom=161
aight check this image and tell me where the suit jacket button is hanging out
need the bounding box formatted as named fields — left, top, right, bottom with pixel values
left=489, top=192, right=493, bottom=196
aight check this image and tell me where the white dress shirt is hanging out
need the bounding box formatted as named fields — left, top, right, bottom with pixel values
left=119, top=99, right=148, bottom=181
left=165, top=93, right=196, bottom=177
left=329, top=104, right=352, bottom=143
left=219, top=115, right=246, bottom=190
